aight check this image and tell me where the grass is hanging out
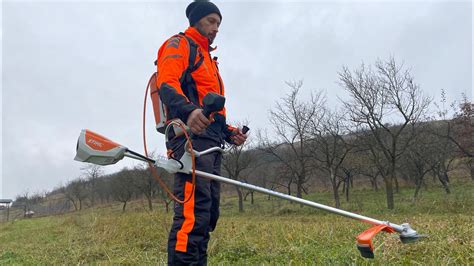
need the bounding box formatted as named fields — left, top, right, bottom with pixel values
left=1, top=182, right=473, bottom=265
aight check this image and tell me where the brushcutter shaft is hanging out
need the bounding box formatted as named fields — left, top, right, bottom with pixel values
left=193, top=169, right=406, bottom=233
left=75, top=129, right=418, bottom=240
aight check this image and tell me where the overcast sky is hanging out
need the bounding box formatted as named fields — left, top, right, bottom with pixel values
left=1, top=0, right=472, bottom=199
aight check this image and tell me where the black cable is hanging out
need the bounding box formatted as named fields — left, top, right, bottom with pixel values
left=127, top=149, right=156, bottom=164
left=170, top=156, right=185, bottom=170
left=167, top=137, right=187, bottom=169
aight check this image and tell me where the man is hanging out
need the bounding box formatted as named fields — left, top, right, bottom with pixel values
left=155, top=1, right=247, bottom=264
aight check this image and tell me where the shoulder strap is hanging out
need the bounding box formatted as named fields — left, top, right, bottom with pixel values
left=177, top=33, right=204, bottom=85
left=180, top=33, right=204, bottom=73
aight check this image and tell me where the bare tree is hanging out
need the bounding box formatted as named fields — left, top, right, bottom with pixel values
left=154, top=170, right=174, bottom=213
left=131, top=161, right=160, bottom=211
left=95, top=176, right=112, bottom=204
left=398, top=126, right=438, bottom=199
left=453, top=95, right=473, bottom=180
left=345, top=145, right=381, bottom=191
left=438, top=93, right=474, bottom=160
left=338, top=150, right=362, bottom=202
left=81, top=164, right=102, bottom=207
left=110, top=169, right=137, bottom=212
left=260, top=81, right=325, bottom=199
left=429, top=136, right=456, bottom=194
left=340, top=58, right=431, bottom=209
left=245, top=149, right=283, bottom=200
left=428, top=123, right=457, bottom=194
left=13, top=192, right=31, bottom=217
left=339, top=166, right=355, bottom=202
left=64, top=178, right=88, bottom=211
left=221, top=133, right=257, bottom=212
left=308, top=108, right=352, bottom=208
left=429, top=90, right=466, bottom=192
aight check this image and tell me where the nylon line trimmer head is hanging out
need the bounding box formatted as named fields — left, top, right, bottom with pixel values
left=356, top=223, right=428, bottom=258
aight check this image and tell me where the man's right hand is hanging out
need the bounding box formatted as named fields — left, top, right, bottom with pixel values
left=186, top=109, right=211, bottom=135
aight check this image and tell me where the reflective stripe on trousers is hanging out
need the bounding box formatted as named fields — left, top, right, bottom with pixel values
left=167, top=137, right=222, bottom=266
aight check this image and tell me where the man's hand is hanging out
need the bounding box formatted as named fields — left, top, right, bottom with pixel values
left=230, top=128, right=248, bottom=146
left=187, top=109, right=211, bottom=135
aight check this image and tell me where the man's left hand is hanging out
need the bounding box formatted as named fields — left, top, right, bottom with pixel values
left=230, top=128, right=247, bottom=146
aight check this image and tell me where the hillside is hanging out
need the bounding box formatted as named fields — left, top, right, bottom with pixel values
left=1, top=182, right=473, bottom=264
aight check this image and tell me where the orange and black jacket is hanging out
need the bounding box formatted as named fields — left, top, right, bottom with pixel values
left=156, top=27, right=235, bottom=143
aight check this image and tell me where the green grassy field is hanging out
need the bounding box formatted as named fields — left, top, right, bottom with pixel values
left=1, top=182, right=473, bottom=265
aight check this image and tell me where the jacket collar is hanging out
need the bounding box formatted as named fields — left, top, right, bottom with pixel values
left=184, top=27, right=216, bottom=52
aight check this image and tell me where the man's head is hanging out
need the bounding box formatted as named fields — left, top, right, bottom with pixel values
left=186, top=0, right=222, bottom=44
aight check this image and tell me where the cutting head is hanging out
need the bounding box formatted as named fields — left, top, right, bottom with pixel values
left=399, top=223, right=428, bottom=243
left=356, top=223, right=427, bottom=259
left=74, top=129, right=127, bottom=165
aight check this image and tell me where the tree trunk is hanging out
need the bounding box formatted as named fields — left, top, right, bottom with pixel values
left=236, top=187, right=244, bottom=213
left=414, top=178, right=422, bottom=199
left=342, top=179, right=347, bottom=197
left=443, top=165, right=451, bottom=183
left=438, top=173, right=451, bottom=194
left=90, top=191, right=95, bottom=207
left=470, top=160, right=474, bottom=181
left=79, top=199, right=83, bottom=211
left=384, top=176, right=395, bottom=210
left=330, top=171, right=340, bottom=208
left=332, top=183, right=340, bottom=208
left=250, top=191, right=254, bottom=205
left=147, top=196, right=153, bottom=211
left=370, top=175, right=379, bottom=191
left=70, top=200, right=78, bottom=211
left=296, top=178, right=303, bottom=199
left=394, top=176, right=399, bottom=193
left=343, top=173, right=351, bottom=202
left=122, top=201, right=127, bottom=212
left=345, top=179, right=350, bottom=202
left=164, top=200, right=171, bottom=213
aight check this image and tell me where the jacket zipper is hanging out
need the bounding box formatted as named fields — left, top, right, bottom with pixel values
left=209, top=54, right=223, bottom=95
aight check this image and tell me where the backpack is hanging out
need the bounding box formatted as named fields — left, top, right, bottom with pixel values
left=149, top=33, right=204, bottom=134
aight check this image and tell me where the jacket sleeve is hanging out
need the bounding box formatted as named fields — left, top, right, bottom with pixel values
left=156, top=36, right=198, bottom=123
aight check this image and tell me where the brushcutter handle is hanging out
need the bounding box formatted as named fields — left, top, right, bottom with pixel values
left=176, top=93, right=224, bottom=138
left=202, top=93, right=226, bottom=118
left=242, top=126, right=250, bottom=134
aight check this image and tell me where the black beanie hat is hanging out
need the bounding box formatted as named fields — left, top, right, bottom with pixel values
left=186, top=0, right=222, bottom=26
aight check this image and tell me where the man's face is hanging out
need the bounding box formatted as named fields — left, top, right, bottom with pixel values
left=194, top=13, right=221, bottom=45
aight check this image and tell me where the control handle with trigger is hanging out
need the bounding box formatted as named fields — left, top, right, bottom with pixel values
left=202, top=93, right=226, bottom=118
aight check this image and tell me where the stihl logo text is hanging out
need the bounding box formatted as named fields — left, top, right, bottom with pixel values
left=88, top=139, right=103, bottom=147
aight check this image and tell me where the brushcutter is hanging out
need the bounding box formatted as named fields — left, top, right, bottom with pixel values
left=74, top=92, right=425, bottom=258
